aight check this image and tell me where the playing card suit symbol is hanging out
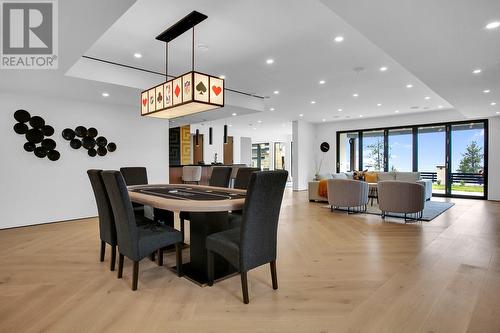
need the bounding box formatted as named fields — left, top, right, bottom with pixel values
left=157, top=92, right=163, bottom=103
left=196, top=81, right=207, bottom=95
left=150, top=96, right=154, bottom=105
left=212, top=85, right=222, bottom=96
left=174, top=85, right=180, bottom=97
left=142, top=98, right=147, bottom=107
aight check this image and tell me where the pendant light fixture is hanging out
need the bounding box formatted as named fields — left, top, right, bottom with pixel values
left=140, top=11, right=224, bottom=119
left=223, top=124, right=228, bottom=144
left=209, top=126, right=213, bottom=145
left=195, top=129, right=199, bottom=147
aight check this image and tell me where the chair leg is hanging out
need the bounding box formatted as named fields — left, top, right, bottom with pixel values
left=175, top=243, right=182, bottom=277
left=157, top=248, right=163, bottom=266
left=150, top=252, right=156, bottom=262
left=180, top=218, right=185, bottom=243
left=207, top=250, right=214, bottom=286
left=132, top=261, right=139, bottom=291
left=100, top=241, right=105, bottom=262
left=241, top=271, right=249, bottom=304
left=110, top=245, right=116, bottom=271
left=117, top=253, right=124, bottom=278
left=330, top=205, right=333, bottom=212
left=270, top=260, right=278, bottom=290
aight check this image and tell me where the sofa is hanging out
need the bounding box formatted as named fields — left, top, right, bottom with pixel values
left=308, top=171, right=432, bottom=202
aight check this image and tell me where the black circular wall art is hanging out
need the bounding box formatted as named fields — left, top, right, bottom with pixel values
left=14, top=122, right=29, bottom=134
left=75, top=126, right=87, bottom=138
left=320, top=142, right=330, bottom=153
left=62, top=126, right=117, bottom=158
left=70, top=139, right=82, bottom=149
left=62, top=128, right=75, bottom=140
left=107, top=142, right=116, bottom=152
left=14, top=109, right=31, bottom=123
left=13, top=110, right=59, bottom=162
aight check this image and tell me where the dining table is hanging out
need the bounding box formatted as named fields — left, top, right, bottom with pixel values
left=128, top=184, right=246, bottom=285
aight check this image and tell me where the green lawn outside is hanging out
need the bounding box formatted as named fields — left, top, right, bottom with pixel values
left=432, top=184, right=484, bottom=193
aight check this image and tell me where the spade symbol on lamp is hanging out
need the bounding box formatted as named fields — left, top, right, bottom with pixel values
left=157, top=92, right=163, bottom=104
left=196, top=81, right=207, bottom=95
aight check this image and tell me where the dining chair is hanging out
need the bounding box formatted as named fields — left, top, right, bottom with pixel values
left=87, top=169, right=118, bottom=271
left=206, top=170, right=288, bottom=303
left=102, top=170, right=183, bottom=291
left=228, top=167, right=260, bottom=228
left=182, top=166, right=202, bottom=184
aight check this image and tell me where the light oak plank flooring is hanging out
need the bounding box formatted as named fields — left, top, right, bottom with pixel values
left=1, top=190, right=499, bottom=332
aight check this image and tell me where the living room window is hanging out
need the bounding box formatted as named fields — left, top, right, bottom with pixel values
left=336, top=119, right=488, bottom=199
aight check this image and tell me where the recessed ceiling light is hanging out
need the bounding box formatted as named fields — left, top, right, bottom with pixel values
left=424, top=96, right=430, bottom=100
left=483, top=89, right=491, bottom=94
left=133, top=53, right=142, bottom=58
left=299, top=113, right=303, bottom=117
left=337, top=108, right=342, bottom=112
left=496, top=111, right=500, bottom=114
left=491, top=102, right=497, bottom=106
left=473, top=69, right=482, bottom=74
left=376, top=103, right=382, bottom=107
left=322, top=118, right=326, bottom=122
left=102, top=92, right=109, bottom=97
left=406, top=84, right=413, bottom=88
left=485, top=21, right=500, bottom=30
left=273, top=90, right=279, bottom=95
left=266, top=58, right=274, bottom=64
left=231, top=112, right=237, bottom=116
left=319, top=80, right=326, bottom=85
left=395, top=110, right=399, bottom=113
left=334, top=36, right=344, bottom=43
left=219, top=75, right=226, bottom=79
left=310, top=100, right=316, bottom=104
left=438, top=105, right=443, bottom=109
left=257, top=120, right=262, bottom=123
left=352, top=93, right=359, bottom=97
left=269, top=107, right=275, bottom=111
left=228, top=124, right=233, bottom=127
left=359, top=115, right=363, bottom=117
left=379, top=66, right=388, bottom=72
left=253, top=127, right=257, bottom=130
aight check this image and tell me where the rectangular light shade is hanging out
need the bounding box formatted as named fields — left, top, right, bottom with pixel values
left=141, top=71, right=224, bottom=119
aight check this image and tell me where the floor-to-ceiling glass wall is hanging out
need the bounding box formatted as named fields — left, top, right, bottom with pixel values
left=251, top=143, right=270, bottom=170
left=388, top=128, right=413, bottom=172
left=274, top=142, right=286, bottom=170
left=418, top=125, right=447, bottom=195
left=450, top=123, right=485, bottom=197
left=338, top=132, right=359, bottom=172
left=362, top=130, right=385, bottom=171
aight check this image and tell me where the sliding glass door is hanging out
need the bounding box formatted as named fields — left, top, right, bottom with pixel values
left=450, top=123, right=485, bottom=197
left=251, top=143, right=270, bottom=170
left=336, top=120, right=488, bottom=199
left=418, top=125, right=446, bottom=195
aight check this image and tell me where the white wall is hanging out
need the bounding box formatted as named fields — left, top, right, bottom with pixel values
left=0, top=92, right=169, bottom=229
left=240, top=137, right=252, bottom=166
left=292, top=120, right=315, bottom=191
left=314, top=109, right=500, bottom=200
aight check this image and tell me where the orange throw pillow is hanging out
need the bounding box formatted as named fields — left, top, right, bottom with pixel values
left=318, top=179, right=329, bottom=198
left=364, top=172, right=378, bottom=183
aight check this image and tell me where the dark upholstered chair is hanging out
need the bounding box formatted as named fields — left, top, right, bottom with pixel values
left=87, top=169, right=118, bottom=271
left=234, top=167, right=260, bottom=190
left=209, top=167, right=232, bottom=187
left=228, top=167, right=260, bottom=228
left=206, top=170, right=288, bottom=304
left=102, top=170, right=183, bottom=290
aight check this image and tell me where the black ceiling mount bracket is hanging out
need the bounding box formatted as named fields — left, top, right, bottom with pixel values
left=155, top=11, right=208, bottom=43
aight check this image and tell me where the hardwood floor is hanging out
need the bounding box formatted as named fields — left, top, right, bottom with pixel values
left=1, top=191, right=500, bottom=332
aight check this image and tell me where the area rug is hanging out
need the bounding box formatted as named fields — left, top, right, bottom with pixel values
left=332, top=200, right=455, bottom=221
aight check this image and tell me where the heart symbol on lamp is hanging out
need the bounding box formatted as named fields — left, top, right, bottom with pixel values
left=174, top=85, right=180, bottom=97
left=142, top=98, right=147, bottom=106
left=212, top=86, right=222, bottom=96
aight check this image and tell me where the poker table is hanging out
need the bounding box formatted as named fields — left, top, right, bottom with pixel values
left=128, top=184, right=246, bottom=285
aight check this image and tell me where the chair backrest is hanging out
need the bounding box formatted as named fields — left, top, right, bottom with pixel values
left=234, top=167, right=260, bottom=190
left=239, top=170, right=288, bottom=271
left=102, top=170, right=140, bottom=260
left=182, top=166, right=202, bottom=182
left=209, top=166, right=232, bottom=188
left=327, top=179, right=369, bottom=207
left=378, top=181, right=425, bottom=214
left=230, top=164, right=248, bottom=179
left=120, top=167, right=148, bottom=186
left=87, top=169, right=117, bottom=246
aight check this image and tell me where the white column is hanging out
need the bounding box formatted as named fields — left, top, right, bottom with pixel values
left=292, top=120, right=315, bottom=191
